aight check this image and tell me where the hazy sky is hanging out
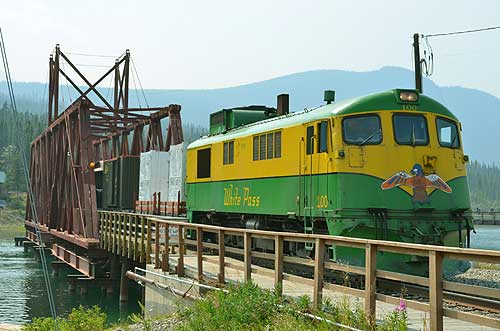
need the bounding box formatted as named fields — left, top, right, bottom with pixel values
left=1, top=0, right=499, bottom=97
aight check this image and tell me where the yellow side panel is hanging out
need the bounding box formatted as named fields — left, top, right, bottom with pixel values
left=186, top=111, right=467, bottom=187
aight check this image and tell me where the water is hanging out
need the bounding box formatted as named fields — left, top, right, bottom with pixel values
left=470, top=225, right=500, bottom=250
left=0, top=239, right=141, bottom=326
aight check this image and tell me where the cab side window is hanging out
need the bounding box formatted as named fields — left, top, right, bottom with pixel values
left=436, top=117, right=460, bottom=148
left=306, top=126, right=314, bottom=154
left=393, top=114, right=428, bottom=146
left=342, top=115, right=382, bottom=145
left=318, top=121, right=328, bottom=153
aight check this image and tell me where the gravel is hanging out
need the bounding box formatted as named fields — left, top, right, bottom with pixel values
left=446, top=267, right=500, bottom=289
left=112, top=317, right=180, bottom=331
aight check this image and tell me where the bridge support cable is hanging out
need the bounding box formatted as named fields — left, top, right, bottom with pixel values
left=0, top=28, right=59, bottom=328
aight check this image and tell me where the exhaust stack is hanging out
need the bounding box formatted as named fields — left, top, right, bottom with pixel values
left=277, top=94, right=289, bottom=116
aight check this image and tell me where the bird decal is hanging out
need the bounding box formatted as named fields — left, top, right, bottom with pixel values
left=381, top=164, right=452, bottom=204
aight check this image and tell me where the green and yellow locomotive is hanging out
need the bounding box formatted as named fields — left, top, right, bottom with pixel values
left=185, top=89, right=473, bottom=275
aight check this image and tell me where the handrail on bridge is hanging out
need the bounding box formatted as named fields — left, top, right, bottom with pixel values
left=97, top=210, right=500, bottom=331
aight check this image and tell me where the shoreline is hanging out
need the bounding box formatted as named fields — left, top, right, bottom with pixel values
left=0, top=224, right=24, bottom=239
left=0, top=206, right=25, bottom=239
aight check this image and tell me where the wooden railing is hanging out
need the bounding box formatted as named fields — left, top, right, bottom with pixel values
left=98, top=210, right=500, bottom=331
left=472, top=211, right=500, bottom=224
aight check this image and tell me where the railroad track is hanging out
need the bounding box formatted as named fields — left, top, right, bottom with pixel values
left=377, top=279, right=500, bottom=316
left=250, top=252, right=500, bottom=317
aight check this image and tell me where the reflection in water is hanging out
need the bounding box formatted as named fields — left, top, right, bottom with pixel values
left=0, top=239, right=141, bottom=325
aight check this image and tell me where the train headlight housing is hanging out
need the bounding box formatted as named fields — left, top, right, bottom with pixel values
left=399, top=91, right=419, bottom=102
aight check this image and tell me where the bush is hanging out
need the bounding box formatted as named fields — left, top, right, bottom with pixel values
left=177, top=282, right=409, bottom=331
left=178, top=282, right=282, bottom=331
left=6, top=192, right=26, bottom=211
left=22, top=306, right=107, bottom=331
left=378, top=301, right=408, bottom=331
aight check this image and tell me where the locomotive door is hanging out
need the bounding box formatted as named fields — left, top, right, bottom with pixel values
left=299, top=125, right=316, bottom=242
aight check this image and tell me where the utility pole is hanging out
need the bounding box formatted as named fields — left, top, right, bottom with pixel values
left=413, top=33, right=423, bottom=93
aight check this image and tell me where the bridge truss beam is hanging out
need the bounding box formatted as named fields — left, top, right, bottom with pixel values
left=26, top=46, right=183, bottom=244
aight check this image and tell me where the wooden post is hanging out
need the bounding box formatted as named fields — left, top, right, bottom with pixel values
left=107, top=213, right=112, bottom=252
left=122, top=215, right=127, bottom=256
left=197, top=227, right=203, bottom=282
left=99, top=213, right=104, bottom=248
left=161, top=224, right=169, bottom=272
left=99, top=212, right=103, bottom=245
left=103, top=213, right=107, bottom=250
left=274, top=235, right=283, bottom=296
left=155, top=221, right=160, bottom=269
left=118, top=214, right=123, bottom=256
left=133, top=216, right=138, bottom=261
left=127, top=215, right=132, bottom=258
left=313, top=238, right=325, bottom=309
left=146, top=219, right=152, bottom=264
left=140, top=216, right=145, bottom=263
left=112, top=214, right=117, bottom=253
left=117, top=214, right=121, bottom=255
left=429, top=250, right=443, bottom=331
left=218, top=229, right=225, bottom=284
left=177, top=224, right=185, bottom=277
left=119, top=258, right=129, bottom=302
left=244, top=232, right=252, bottom=282
left=365, top=243, right=377, bottom=320
left=122, top=215, right=126, bottom=256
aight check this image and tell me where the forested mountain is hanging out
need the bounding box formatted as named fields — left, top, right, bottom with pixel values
left=467, top=161, right=500, bottom=210
left=4, top=67, right=500, bottom=163
left=0, top=102, right=46, bottom=150
left=0, top=103, right=45, bottom=194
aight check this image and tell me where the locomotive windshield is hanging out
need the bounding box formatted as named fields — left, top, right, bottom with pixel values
left=342, top=115, right=382, bottom=145
left=436, top=117, right=460, bottom=148
left=393, top=114, right=428, bottom=146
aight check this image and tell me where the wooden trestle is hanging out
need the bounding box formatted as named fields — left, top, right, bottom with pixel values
left=98, top=210, right=500, bottom=331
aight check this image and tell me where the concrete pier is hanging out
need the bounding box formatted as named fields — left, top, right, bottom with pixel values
left=0, top=324, right=21, bottom=331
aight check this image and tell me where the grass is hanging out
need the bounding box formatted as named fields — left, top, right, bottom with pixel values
left=21, top=306, right=107, bottom=331
left=0, top=208, right=25, bottom=239
left=472, top=262, right=500, bottom=271
left=0, top=223, right=24, bottom=238
left=22, top=282, right=409, bottom=331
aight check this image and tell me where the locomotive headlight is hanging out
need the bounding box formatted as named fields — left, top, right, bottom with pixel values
left=399, top=91, right=419, bottom=102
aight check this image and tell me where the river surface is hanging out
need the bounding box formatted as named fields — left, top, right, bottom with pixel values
left=0, top=238, right=141, bottom=326
left=0, top=226, right=498, bottom=326
left=470, top=225, right=500, bottom=250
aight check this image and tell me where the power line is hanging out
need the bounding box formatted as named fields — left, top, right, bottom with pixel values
left=73, top=63, right=113, bottom=68
left=0, top=28, right=59, bottom=330
left=131, top=58, right=149, bottom=108
left=425, top=25, right=500, bottom=38
left=65, top=51, right=117, bottom=58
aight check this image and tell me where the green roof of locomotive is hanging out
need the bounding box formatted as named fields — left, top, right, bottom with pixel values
left=188, top=89, right=456, bottom=149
